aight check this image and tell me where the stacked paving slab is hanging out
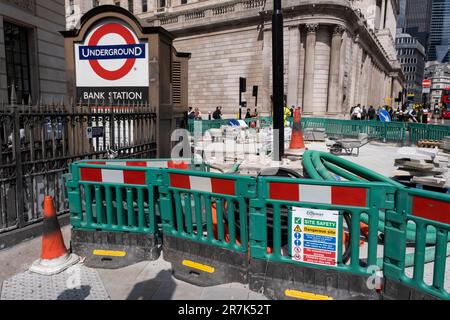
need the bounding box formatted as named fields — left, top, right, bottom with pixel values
left=392, top=147, right=450, bottom=189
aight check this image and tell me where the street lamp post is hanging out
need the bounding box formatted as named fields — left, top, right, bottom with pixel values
left=272, top=0, right=284, bottom=160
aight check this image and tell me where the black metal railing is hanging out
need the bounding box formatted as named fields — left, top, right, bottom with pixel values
left=0, top=100, right=157, bottom=234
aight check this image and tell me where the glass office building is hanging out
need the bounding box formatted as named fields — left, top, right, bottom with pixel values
left=428, top=0, right=450, bottom=62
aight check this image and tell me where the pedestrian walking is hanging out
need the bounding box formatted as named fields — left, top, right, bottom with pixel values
left=351, top=104, right=362, bottom=120
left=368, top=106, right=375, bottom=120
left=212, top=106, right=222, bottom=120
left=187, top=107, right=195, bottom=119
left=422, top=105, right=429, bottom=124
left=362, top=106, right=367, bottom=120
left=194, top=108, right=202, bottom=120
left=350, top=105, right=355, bottom=119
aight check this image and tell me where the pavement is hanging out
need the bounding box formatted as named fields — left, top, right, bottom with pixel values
left=304, top=140, right=399, bottom=177
left=0, top=226, right=267, bottom=300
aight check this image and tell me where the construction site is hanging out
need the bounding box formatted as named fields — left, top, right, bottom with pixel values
left=0, top=2, right=450, bottom=302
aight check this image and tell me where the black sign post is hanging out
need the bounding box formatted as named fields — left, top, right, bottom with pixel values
left=272, top=0, right=284, bottom=160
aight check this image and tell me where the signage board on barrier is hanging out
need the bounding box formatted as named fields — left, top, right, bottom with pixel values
left=291, top=207, right=341, bottom=267
left=86, top=126, right=104, bottom=139
left=75, top=19, right=150, bottom=104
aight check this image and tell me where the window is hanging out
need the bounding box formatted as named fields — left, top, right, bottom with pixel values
left=142, top=0, right=148, bottom=12
left=3, top=21, right=31, bottom=104
left=115, top=1, right=120, bottom=6
left=92, top=0, right=99, bottom=7
left=181, top=0, right=188, bottom=4
left=128, top=0, right=133, bottom=12
left=159, top=0, right=166, bottom=8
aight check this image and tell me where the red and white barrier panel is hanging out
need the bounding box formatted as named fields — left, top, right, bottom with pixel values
left=80, top=168, right=146, bottom=185
left=169, top=174, right=236, bottom=196
left=86, top=160, right=189, bottom=169
left=412, top=196, right=450, bottom=225
left=269, top=182, right=367, bottom=207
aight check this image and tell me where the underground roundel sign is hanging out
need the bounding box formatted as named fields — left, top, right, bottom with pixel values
left=75, top=19, right=149, bottom=104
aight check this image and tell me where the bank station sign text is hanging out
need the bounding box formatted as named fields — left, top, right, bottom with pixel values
left=75, top=19, right=149, bottom=104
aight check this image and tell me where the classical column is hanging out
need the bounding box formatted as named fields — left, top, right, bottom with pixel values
left=350, top=35, right=362, bottom=110
left=363, top=56, right=372, bottom=106
left=327, top=25, right=345, bottom=114
left=380, top=0, right=387, bottom=29
left=338, top=31, right=349, bottom=115
left=358, top=52, right=367, bottom=106
left=348, top=37, right=357, bottom=109
left=287, top=26, right=300, bottom=108
left=302, top=23, right=319, bottom=114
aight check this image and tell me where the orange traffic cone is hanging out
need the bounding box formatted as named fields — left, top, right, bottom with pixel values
left=29, top=196, right=79, bottom=275
left=286, top=107, right=306, bottom=156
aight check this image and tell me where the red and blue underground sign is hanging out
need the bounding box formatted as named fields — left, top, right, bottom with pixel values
left=76, top=23, right=149, bottom=104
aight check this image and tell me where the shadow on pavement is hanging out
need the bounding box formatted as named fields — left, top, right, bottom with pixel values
left=57, top=285, right=91, bottom=300
left=127, top=270, right=176, bottom=300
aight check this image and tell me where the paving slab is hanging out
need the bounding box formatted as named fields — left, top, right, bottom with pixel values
left=200, top=286, right=250, bottom=300
left=0, top=226, right=71, bottom=286
left=1, top=265, right=109, bottom=300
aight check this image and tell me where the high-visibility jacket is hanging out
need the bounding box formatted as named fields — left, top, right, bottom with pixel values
left=284, top=107, right=292, bottom=126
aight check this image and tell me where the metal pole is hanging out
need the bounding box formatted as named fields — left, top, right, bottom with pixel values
left=239, top=90, right=242, bottom=120
left=272, top=0, right=284, bottom=160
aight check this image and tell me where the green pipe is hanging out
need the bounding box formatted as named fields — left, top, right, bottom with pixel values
left=302, top=151, right=323, bottom=180
left=377, top=243, right=450, bottom=268
left=311, top=152, right=336, bottom=181
left=322, top=160, right=366, bottom=182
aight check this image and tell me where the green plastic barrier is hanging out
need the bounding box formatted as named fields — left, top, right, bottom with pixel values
left=249, top=176, right=396, bottom=299
left=409, top=123, right=450, bottom=144
left=189, top=116, right=450, bottom=144
left=67, top=159, right=200, bottom=234
left=383, top=188, right=450, bottom=300
left=250, top=177, right=395, bottom=274
left=301, top=118, right=406, bottom=142
left=409, top=123, right=431, bottom=143
left=159, top=169, right=256, bottom=251
left=302, top=150, right=450, bottom=300
left=158, top=168, right=256, bottom=286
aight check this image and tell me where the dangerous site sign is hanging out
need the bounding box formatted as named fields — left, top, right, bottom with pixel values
left=291, top=207, right=341, bottom=267
left=75, top=19, right=149, bottom=104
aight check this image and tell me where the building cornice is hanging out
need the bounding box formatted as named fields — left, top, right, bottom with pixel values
left=143, top=0, right=396, bottom=74
left=61, top=5, right=175, bottom=41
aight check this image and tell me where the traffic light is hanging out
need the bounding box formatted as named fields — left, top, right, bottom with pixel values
left=253, top=86, right=258, bottom=107
left=240, top=77, right=246, bottom=93
left=252, top=85, right=258, bottom=97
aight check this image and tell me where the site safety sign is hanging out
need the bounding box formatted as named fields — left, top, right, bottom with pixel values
left=75, top=19, right=149, bottom=104
left=291, top=207, right=341, bottom=267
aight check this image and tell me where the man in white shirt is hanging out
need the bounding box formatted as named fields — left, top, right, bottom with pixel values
left=352, top=105, right=362, bottom=120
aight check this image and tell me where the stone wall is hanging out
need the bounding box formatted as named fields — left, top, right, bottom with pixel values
left=174, top=25, right=264, bottom=116
left=0, top=0, right=67, bottom=103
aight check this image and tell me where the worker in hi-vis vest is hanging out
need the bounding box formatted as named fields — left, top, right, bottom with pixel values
left=284, top=105, right=293, bottom=126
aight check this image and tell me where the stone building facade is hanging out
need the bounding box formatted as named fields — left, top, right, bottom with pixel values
left=66, top=0, right=404, bottom=117
left=0, top=0, right=67, bottom=104
left=424, top=61, right=450, bottom=108
left=395, top=31, right=426, bottom=103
